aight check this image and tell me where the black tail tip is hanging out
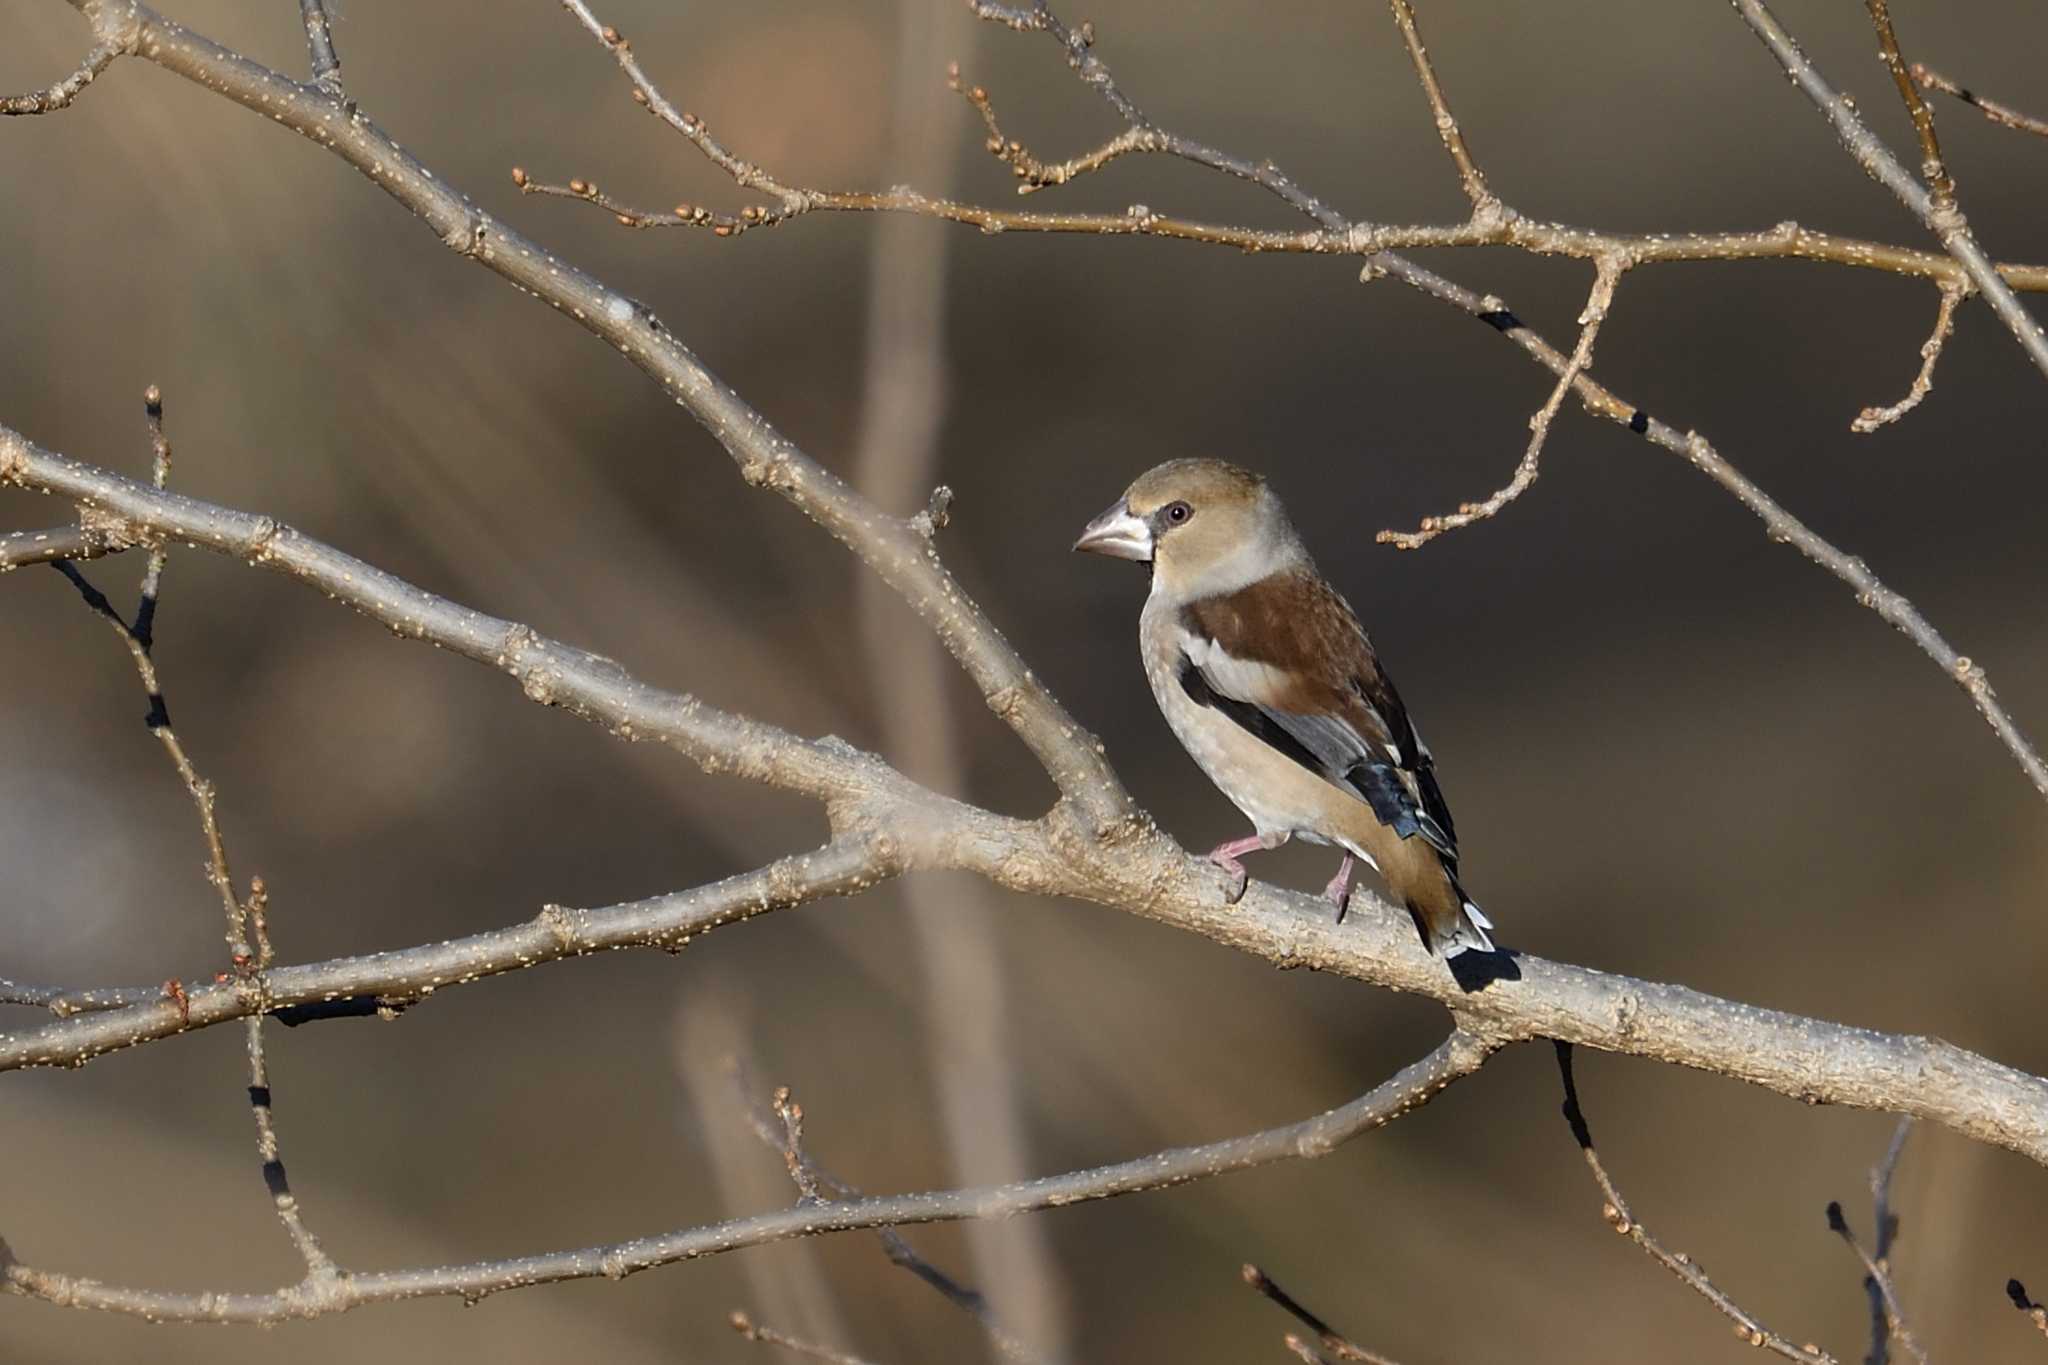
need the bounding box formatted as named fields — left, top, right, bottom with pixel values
left=1447, top=948, right=1520, bottom=993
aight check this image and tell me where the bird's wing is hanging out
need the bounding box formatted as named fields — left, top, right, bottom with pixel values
left=1178, top=569, right=1458, bottom=861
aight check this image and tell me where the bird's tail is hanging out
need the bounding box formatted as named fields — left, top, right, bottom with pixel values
left=1409, top=867, right=1496, bottom=959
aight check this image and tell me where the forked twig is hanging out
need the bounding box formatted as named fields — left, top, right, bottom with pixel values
left=1380, top=256, right=1623, bottom=548
left=51, top=389, right=335, bottom=1281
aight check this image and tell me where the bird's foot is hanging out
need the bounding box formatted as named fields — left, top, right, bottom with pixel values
left=1322, top=854, right=1356, bottom=923
left=1205, top=834, right=1270, bottom=904
left=1208, top=851, right=1251, bottom=904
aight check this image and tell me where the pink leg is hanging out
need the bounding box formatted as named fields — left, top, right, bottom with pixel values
left=1323, top=854, right=1357, bottom=921
left=1207, top=831, right=1286, bottom=904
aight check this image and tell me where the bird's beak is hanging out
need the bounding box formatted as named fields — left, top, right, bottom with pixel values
left=1073, top=498, right=1154, bottom=561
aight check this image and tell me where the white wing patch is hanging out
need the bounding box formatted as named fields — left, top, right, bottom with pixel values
left=1175, top=629, right=1292, bottom=708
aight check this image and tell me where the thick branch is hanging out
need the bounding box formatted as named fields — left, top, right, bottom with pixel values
left=6, top=435, right=2048, bottom=1173
left=0, top=1031, right=1490, bottom=1322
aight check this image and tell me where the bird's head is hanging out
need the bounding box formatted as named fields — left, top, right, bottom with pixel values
left=1073, top=458, right=1302, bottom=600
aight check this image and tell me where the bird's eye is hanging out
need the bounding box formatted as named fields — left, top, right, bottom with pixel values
left=1164, top=501, right=1192, bottom=525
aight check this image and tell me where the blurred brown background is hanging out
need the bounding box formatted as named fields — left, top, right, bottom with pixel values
left=4, top=0, right=2047, bottom=1360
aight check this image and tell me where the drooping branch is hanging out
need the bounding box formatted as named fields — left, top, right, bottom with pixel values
left=0, top=1031, right=1490, bottom=1322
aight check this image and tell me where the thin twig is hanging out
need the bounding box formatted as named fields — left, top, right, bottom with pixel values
left=736, top=1073, right=1058, bottom=1365
left=1243, top=1264, right=1402, bottom=1365
left=2008, top=1282, right=2048, bottom=1343
left=1864, top=1, right=1955, bottom=211
left=1912, top=65, right=2048, bottom=141
left=0, top=1032, right=1492, bottom=1322
left=1385, top=0, right=1499, bottom=218
left=1380, top=255, right=1623, bottom=548
left=1853, top=284, right=1965, bottom=433
left=729, top=1311, right=885, bottom=1365
left=0, top=40, right=119, bottom=115
left=1867, top=1119, right=1915, bottom=1365
left=1828, top=1186, right=1927, bottom=1365
left=1731, top=0, right=2048, bottom=383
left=53, top=390, right=335, bottom=1281
left=1555, top=1043, right=1836, bottom=1365
left=0, top=980, right=158, bottom=1016
left=297, top=0, right=343, bottom=94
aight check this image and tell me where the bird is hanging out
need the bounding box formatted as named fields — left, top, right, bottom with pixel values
left=1074, top=457, right=1496, bottom=959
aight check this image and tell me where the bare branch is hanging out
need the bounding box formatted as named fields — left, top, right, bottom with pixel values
left=0, top=980, right=157, bottom=1016
left=0, top=39, right=119, bottom=115
left=1853, top=283, right=1965, bottom=433
left=59, top=0, right=1133, bottom=835
left=9, top=0, right=2048, bottom=1168
left=1380, top=255, right=1623, bottom=548
left=729, top=1311, right=885, bottom=1365
left=1385, top=0, right=1499, bottom=218
left=1556, top=1043, right=1837, bottom=1365
left=0, top=1031, right=1491, bottom=1322
left=297, top=0, right=343, bottom=94
left=517, top=0, right=2048, bottom=800
left=1243, top=1264, right=1402, bottom=1365
left=736, top=1075, right=1058, bottom=1365
left=1912, top=65, right=2048, bottom=142
left=1730, top=0, right=2048, bottom=382
left=1827, top=1122, right=1927, bottom=1365
left=0, top=525, right=106, bottom=570
left=49, top=391, right=339, bottom=1286
left=1864, top=1, right=1956, bottom=211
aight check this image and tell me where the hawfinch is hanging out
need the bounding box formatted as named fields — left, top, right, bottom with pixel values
left=1075, top=458, right=1496, bottom=959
